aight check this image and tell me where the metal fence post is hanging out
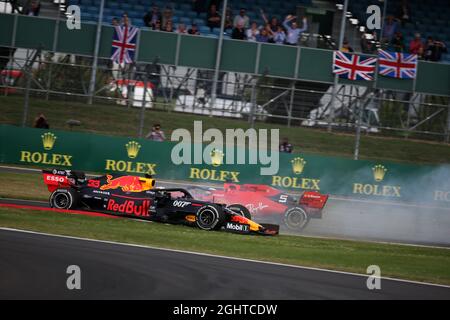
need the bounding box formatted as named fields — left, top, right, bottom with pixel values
left=138, top=74, right=148, bottom=138
left=328, top=0, right=349, bottom=132
left=209, top=0, right=227, bottom=116
left=353, top=93, right=364, bottom=160
left=87, top=0, right=105, bottom=105
left=249, top=78, right=257, bottom=128
left=288, top=81, right=296, bottom=128
left=22, top=65, right=32, bottom=127
left=446, top=99, right=450, bottom=143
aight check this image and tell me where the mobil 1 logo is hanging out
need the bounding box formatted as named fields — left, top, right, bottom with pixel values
left=225, top=222, right=250, bottom=234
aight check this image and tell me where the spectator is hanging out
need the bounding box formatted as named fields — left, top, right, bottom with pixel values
left=233, top=8, right=249, bottom=29
left=24, top=0, right=40, bottom=16
left=256, top=28, right=270, bottom=43
left=207, top=4, right=221, bottom=30
left=161, top=6, right=173, bottom=27
left=340, top=40, right=354, bottom=52
left=261, top=9, right=279, bottom=32
left=246, top=22, right=260, bottom=42
left=112, top=17, right=120, bottom=26
left=146, top=124, right=166, bottom=141
left=224, top=7, right=233, bottom=31
left=153, top=20, right=162, bottom=31
left=271, top=25, right=286, bottom=44
left=409, top=33, right=424, bottom=57
left=231, top=22, right=246, bottom=40
left=122, top=14, right=132, bottom=27
left=390, top=31, right=405, bottom=52
left=143, top=4, right=162, bottom=29
left=176, top=23, right=187, bottom=34
left=188, top=23, right=200, bottom=35
left=34, top=113, right=49, bottom=129
left=382, top=16, right=399, bottom=44
left=283, top=15, right=308, bottom=46
left=360, top=31, right=376, bottom=54
left=163, top=20, right=174, bottom=32
left=424, top=37, right=448, bottom=62
left=397, top=0, right=411, bottom=26
left=279, top=138, right=293, bottom=153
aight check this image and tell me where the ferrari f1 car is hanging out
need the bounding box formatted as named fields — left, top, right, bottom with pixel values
left=42, top=169, right=279, bottom=235
left=187, top=183, right=328, bottom=231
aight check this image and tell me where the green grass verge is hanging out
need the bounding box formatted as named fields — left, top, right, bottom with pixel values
left=0, top=171, right=49, bottom=201
left=1, top=206, right=449, bottom=285
left=1, top=95, right=450, bottom=164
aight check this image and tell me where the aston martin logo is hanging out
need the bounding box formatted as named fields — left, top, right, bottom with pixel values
left=125, top=141, right=141, bottom=159
left=41, top=132, right=57, bottom=150
left=372, top=164, right=387, bottom=182
left=210, top=148, right=224, bottom=167
left=291, top=157, right=306, bottom=175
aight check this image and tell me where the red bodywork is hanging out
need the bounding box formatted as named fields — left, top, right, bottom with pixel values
left=193, top=183, right=328, bottom=219
left=43, top=173, right=71, bottom=192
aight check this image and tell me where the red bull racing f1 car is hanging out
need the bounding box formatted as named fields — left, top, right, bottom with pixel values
left=42, top=169, right=279, bottom=235
left=187, top=183, right=328, bottom=231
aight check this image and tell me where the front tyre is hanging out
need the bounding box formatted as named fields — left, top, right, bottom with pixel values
left=284, top=207, right=310, bottom=231
left=227, top=204, right=252, bottom=220
left=49, top=188, right=79, bottom=209
left=195, top=205, right=225, bottom=231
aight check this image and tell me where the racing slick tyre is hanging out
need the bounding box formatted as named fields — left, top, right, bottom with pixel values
left=195, top=205, right=226, bottom=231
left=227, top=204, right=252, bottom=220
left=49, top=188, right=79, bottom=210
left=284, top=206, right=310, bottom=231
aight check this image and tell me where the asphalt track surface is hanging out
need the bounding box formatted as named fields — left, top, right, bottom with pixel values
left=1, top=165, right=449, bottom=247
left=1, top=228, right=449, bottom=300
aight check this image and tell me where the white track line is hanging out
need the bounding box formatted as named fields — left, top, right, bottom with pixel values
left=1, top=227, right=449, bottom=289
left=1, top=165, right=449, bottom=211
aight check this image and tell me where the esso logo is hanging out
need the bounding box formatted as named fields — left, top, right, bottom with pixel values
left=47, top=175, right=65, bottom=183
left=173, top=200, right=191, bottom=208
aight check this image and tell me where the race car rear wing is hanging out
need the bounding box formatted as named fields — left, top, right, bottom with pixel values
left=299, top=191, right=329, bottom=209
left=42, top=169, right=85, bottom=192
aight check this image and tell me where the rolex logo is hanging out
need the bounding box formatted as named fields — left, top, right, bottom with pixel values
left=210, top=148, right=224, bottom=167
left=41, top=132, right=57, bottom=150
left=291, top=157, right=306, bottom=175
left=125, top=141, right=141, bottom=159
left=372, top=164, right=387, bottom=182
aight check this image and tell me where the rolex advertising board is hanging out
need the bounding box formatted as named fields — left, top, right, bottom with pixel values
left=0, top=125, right=448, bottom=207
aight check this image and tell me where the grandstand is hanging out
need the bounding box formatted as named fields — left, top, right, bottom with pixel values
left=58, top=0, right=449, bottom=63
left=74, top=0, right=313, bottom=36
left=348, top=0, right=450, bottom=63
left=0, top=0, right=449, bottom=143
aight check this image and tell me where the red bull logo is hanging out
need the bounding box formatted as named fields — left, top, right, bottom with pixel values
left=106, top=199, right=151, bottom=216
left=100, top=175, right=144, bottom=192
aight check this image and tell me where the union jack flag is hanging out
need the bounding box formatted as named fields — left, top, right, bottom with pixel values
left=332, top=51, right=377, bottom=81
left=378, top=49, right=417, bottom=79
left=111, top=25, right=139, bottom=64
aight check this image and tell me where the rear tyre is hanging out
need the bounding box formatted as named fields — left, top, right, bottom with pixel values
left=49, top=188, right=79, bottom=209
left=227, top=204, right=252, bottom=220
left=195, top=205, right=225, bottom=231
left=284, top=207, right=310, bottom=231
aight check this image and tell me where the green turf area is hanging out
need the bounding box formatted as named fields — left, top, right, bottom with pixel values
left=1, top=206, right=449, bottom=285
left=1, top=95, right=450, bottom=164
left=0, top=171, right=49, bottom=201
